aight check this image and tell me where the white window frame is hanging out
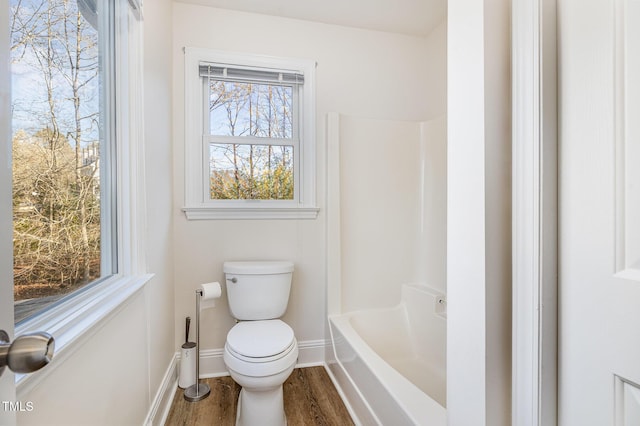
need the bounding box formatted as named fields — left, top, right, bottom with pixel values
left=183, top=48, right=318, bottom=220
left=15, top=0, right=151, bottom=395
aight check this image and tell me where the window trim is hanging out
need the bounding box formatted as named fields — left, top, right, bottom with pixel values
left=182, top=47, right=319, bottom=220
left=15, top=0, right=150, bottom=392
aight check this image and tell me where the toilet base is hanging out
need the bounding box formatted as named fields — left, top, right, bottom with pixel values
left=223, top=327, right=298, bottom=426
left=236, top=385, right=287, bottom=426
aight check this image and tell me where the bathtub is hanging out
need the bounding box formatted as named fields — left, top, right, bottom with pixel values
left=328, top=284, right=446, bottom=425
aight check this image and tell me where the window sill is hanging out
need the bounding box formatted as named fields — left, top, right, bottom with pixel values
left=15, top=273, right=154, bottom=396
left=182, top=206, right=320, bottom=220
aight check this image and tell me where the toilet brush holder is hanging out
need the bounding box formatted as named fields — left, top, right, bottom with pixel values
left=179, top=343, right=196, bottom=388
left=179, top=317, right=196, bottom=389
left=184, top=289, right=211, bottom=402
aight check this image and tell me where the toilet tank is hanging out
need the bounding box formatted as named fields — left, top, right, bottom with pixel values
left=224, top=261, right=294, bottom=320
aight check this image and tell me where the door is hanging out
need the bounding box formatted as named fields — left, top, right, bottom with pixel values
left=0, top=1, right=17, bottom=424
left=559, top=0, right=640, bottom=425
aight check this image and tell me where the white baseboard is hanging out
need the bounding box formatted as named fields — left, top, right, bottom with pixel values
left=199, top=348, right=228, bottom=378
left=296, top=339, right=330, bottom=368
left=145, top=352, right=178, bottom=426
left=196, top=339, right=331, bottom=378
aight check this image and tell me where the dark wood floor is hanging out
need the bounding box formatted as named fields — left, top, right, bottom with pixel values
left=165, top=366, right=354, bottom=426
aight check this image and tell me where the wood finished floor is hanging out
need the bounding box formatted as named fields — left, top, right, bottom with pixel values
left=165, top=366, right=354, bottom=426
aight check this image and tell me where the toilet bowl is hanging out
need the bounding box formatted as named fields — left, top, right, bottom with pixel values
left=222, top=261, right=297, bottom=426
left=224, top=320, right=298, bottom=426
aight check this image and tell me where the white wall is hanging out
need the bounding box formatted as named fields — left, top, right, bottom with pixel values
left=18, top=294, right=150, bottom=426
left=447, top=0, right=511, bottom=425
left=142, top=0, right=177, bottom=410
left=16, top=1, right=176, bottom=424
left=172, top=3, right=446, bottom=365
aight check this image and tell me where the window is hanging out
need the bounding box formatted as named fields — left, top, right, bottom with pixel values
left=183, top=48, right=318, bottom=219
left=204, top=67, right=298, bottom=201
left=11, top=0, right=148, bottom=377
left=11, top=0, right=118, bottom=323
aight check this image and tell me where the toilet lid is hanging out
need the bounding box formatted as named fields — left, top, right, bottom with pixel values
left=227, top=319, right=295, bottom=358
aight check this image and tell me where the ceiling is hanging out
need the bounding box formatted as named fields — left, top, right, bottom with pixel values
left=174, top=0, right=447, bottom=37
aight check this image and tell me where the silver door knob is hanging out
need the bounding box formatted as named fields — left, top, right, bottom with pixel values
left=0, top=329, right=55, bottom=377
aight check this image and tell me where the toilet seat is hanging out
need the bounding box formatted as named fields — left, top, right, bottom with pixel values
left=224, top=320, right=298, bottom=378
left=226, top=340, right=296, bottom=364
left=226, top=319, right=294, bottom=360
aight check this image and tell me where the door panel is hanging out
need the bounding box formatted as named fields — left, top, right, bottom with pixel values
left=615, top=0, right=640, bottom=280
left=1, top=0, right=17, bottom=424
left=559, top=0, right=640, bottom=425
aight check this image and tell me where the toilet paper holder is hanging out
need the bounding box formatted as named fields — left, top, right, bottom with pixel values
left=184, top=288, right=211, bottom=402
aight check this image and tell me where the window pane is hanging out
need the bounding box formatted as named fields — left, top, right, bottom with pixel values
left=209, top=81, right=293, bottom=139
left=210, top=144, right=294, bottom=200
left=11, top=0, right=112, bottom=323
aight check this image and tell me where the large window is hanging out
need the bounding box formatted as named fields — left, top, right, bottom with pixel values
left=11, top=0, right=144, bottom=332
left=183, top=49, right=318, bottom=220
left=11, top=0, right=116, bottom=323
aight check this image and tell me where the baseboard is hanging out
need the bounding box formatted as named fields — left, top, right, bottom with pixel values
left=199, top=348, right=228, bottom=378
left=296, top=339, right=330, bottom=367
left=197, top=339, right=330, bottom=377
left=145, top=352, right=178, bottom=426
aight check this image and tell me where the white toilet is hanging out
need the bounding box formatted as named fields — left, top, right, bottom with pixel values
left=223, top=261, right=298, bottom=426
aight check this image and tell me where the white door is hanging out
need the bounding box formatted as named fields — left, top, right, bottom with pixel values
left=559, top=0, right=640, bottom=425
left=0, top=1, right=17, bottom=424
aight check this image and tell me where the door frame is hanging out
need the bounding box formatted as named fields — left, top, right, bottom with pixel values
left=512, top=0, right=558, bottom=425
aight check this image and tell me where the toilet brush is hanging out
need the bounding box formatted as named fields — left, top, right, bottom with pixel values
left=184, top=289, right=211, bottom=402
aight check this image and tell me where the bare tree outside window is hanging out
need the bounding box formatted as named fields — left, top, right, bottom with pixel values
left=11, top=0, right=104, bottom=322
left=207, top=80, right=295, bottom=200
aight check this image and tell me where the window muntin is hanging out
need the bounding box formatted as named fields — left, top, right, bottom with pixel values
left=11, top=0, right=117, bottom=324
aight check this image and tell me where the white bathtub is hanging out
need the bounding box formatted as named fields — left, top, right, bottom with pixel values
left=328, top=284, right=446, bottom=425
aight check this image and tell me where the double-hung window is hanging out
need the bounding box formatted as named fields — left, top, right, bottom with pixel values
left=11, top=0, right=148, bottom=383
left=183, top=48, right=318, bottom=220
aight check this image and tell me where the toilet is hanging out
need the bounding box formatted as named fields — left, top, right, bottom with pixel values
left=222, top=261, right=298, bottom=426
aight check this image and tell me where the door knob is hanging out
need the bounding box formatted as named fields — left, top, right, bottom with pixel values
left=0, top=329, right=55, bottom=377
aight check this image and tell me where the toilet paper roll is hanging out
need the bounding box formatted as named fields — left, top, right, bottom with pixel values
left=198, top=281, right=222, bottom=310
